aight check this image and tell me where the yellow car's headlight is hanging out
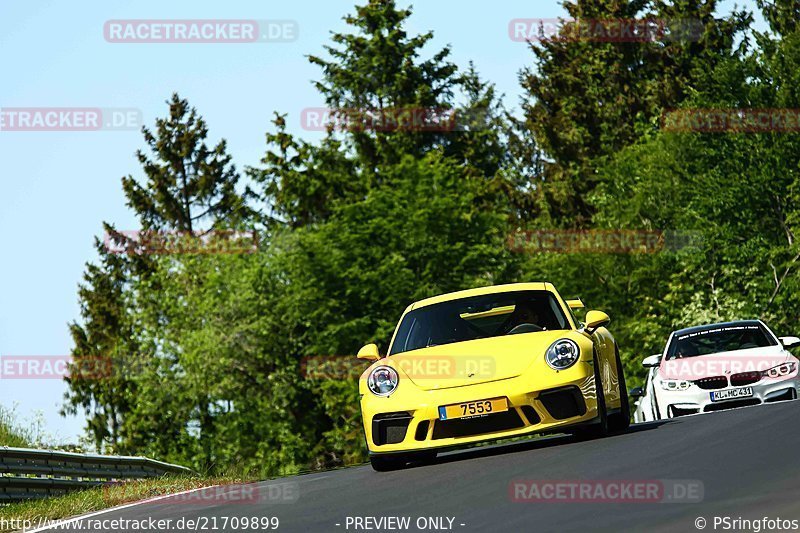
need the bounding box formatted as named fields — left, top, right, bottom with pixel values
left=367, top=365, right=399, bottom=396
left=546, top=339, right=580, bottom=370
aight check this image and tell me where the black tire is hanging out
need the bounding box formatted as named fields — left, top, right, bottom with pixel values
left=607, top=346, right=631, bottom=432
left=574, top=351, right=609, bottom=439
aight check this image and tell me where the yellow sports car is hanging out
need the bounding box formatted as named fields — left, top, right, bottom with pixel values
left=357, top=282, right=629, bottom=471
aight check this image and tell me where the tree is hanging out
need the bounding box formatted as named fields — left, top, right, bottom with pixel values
left=307, top=0, right=460, bottom=169
left=248, top=114, right=358, bottom=228
left=69, top=0, right=797, bottom=474
left=515, top=0, right=749, bottom=226
left=756, top=0, right=800, bottom=36
left=121, top=93, right=250, bottom=232
left=62, top=232, right=138, bottom=452
left=448, top=64, right=510, bottom=180
left=585, top=29, right=800, bottom=383
left=66, top=96, right=251, bottom=469
left=252, top=0, right=510, bottom=229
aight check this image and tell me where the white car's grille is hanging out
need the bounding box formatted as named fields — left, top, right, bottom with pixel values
left=693, top=376, right=728, bottom=390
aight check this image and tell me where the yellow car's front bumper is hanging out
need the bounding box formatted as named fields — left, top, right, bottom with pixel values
left=361, top=361, right=601, bottom=455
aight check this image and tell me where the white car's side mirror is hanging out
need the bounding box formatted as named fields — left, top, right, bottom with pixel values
left=642, top=354, right=661, bottom=367
left=779, top=336, right=800, bottom=348
left=629, top=386, right=645, bottom=398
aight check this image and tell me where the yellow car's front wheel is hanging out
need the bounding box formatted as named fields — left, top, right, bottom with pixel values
left=574, top=348, right=630, bottom=438
left=608, top=347, right=631, bottom=431
left=573, top=352, right=610, bottom=438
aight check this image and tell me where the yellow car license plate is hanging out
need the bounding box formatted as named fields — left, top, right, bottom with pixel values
left=438, top=398, right=507, bottom=420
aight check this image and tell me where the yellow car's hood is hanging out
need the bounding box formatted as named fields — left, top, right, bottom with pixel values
left=386, top=330, right=574, bottom=390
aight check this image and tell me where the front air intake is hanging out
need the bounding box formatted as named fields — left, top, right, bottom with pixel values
left=432, top=410, right=524, bottom=440
left=372, top=412, right=413, bottom=446
left=538, top=386, right=587, bottom=420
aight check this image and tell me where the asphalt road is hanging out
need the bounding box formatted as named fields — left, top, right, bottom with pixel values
left=34, top=401, right=800, bottom=533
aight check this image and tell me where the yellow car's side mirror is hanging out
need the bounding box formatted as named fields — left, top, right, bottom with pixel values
left=584, top=310, right=610, bottom=334
left=357, top=343, right=381, bottom=361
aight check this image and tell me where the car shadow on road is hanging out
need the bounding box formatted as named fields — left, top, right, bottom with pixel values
left=412, top=420, right=673, bottom=469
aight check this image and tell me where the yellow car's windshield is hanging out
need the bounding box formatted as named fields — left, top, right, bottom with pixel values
left=389, top=290, right=570, bottom=355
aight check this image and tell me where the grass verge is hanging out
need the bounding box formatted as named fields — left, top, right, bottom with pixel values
left=0, top=406, right=35, bottom=448
left=0, top=475, right=253, bottom=532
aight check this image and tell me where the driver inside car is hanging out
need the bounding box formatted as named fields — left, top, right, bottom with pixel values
left=674, top=339, right=699, bottom=358
left=507, top=301, right=544, bottom=334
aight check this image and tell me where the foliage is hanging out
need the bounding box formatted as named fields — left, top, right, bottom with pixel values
left=64, top=0, right=800, bottom=473
left=514, top=0, right=751, bottom=225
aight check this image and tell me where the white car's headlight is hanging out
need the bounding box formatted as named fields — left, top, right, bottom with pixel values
left=545, top=339, right=581, bottom=370
left=763, top=362, right=797, bottom=379
left=367, top=365, right=399, bottom=396
left=659, top=379, right=692, bottom=391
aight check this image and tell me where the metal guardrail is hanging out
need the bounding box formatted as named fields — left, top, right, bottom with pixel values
left=0, top=446, right=194, bottom=502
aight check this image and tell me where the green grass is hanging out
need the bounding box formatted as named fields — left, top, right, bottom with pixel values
left=0, top=404, right=263, bottom=531
left=0, top=405, right=35, bottom=448
left=0, top=475, right=253, bottom=533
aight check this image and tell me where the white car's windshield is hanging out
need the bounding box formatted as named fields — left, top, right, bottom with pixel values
left=389, top=290, right=570, bottom=355
left=666, top=322, right=778, bottom=360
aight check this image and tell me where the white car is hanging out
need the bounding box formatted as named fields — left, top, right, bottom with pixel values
left=632, top=320, right=800, bottom=421
left=632, top=365, right=659, bottom=423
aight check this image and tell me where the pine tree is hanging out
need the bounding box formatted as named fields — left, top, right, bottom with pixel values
left=121, top=93, right=250, bottom=232
left=515, top=0, right=749, bottom=226
left=62, top=231, right=137, bottom=452
left=120, top=94, right=252, bottom=470
left=307, top=0, right=460, bottom=169
left=248, top=114, right=358, bottom=228
left=67, top=96, right=250, bottom=466
left=253, top=0, right=509, bottom=229
left=447, top=64, right=509, bottom=180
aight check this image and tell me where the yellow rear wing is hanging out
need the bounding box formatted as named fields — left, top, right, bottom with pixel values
left=566, top=298, right=585, bottom=310
left=459, top=305, right=516, bottom=320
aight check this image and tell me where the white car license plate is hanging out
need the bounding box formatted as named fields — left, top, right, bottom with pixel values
left=710, top=387, right=754, bottom=402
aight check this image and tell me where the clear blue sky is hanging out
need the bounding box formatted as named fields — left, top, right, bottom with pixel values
left=0, top=0, right=762, bottom=444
